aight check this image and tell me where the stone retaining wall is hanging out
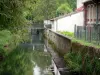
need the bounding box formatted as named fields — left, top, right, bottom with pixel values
left=45, top=29, right=100, bottom=57
left=45, top=29, right=71, bottom=55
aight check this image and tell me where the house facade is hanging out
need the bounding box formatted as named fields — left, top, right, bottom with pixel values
left=77, top=0, right=100, bottom=25
left=44, top=0, right=100, bottom=32
left=50, top=11, right=84, bottom=32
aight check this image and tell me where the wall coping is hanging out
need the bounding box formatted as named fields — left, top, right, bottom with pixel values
left=48, top=29, right=72, bottom=41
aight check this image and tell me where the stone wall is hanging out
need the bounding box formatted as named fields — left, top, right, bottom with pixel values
left=45, top=29, right=71, bottom=55
left=45, top=29, right=100, bottom=57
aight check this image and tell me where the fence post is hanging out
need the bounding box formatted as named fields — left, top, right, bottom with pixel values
left=84, top=26, right=86, bottom=41
left=74, top=25, right=77, bottom=38
left=98, top=26, right=100, bottom=45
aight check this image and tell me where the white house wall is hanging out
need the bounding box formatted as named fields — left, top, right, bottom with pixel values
left=44, top=20, right=51, bottom=25
left=52, top=20, right=57, bottom=32
left=57, top=16, right=71, bottom=32
left=53, top=11, right=84, bottom=32
left=71, top=11, right=84, bottom=26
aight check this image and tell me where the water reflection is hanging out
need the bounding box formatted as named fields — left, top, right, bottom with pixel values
left=31, top=29, right=53, bottom=75
left=0, top=47, right=33, bottom=75
left=31, top=44, right=52, bottom=75
left=34, top=65, right=41, bottom=75
left=0, top=29, right=53, bottom=75
left=0, top=44, right=52, bottom=75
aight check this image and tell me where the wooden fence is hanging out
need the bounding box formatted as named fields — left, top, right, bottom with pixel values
left=74, top=25, right=100, bottom=45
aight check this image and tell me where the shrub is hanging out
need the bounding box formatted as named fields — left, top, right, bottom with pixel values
left=0, top=30, right=12, bottom=55
left=0, top=28, right=30, bottom=56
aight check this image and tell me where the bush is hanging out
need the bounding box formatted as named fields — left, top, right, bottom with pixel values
left=0, top=30, right=13, bottom=55
left=0, top=28, right=30, bottom=56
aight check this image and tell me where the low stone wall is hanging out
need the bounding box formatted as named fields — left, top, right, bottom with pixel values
left=45, top=29, right=71, bottom=55
left=45, top=29, right=100, bottom=57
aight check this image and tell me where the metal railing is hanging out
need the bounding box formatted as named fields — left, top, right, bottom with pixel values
left=74, top=25, right=100, bottom=45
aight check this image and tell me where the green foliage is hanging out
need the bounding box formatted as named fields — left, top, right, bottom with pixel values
left=0, top=27, right=30, bottom=56
left=31, top=0, right=57, bottom=22
left=64, top=52, right=100, bottom=75
left=0, top=47, right=33, bottom=75
left=26, top=0, right=76, bottom=22
left=57, top=3, right=72, bottom=15
left=0, top=44, right=52, bottom=75
left=0, top=0, right=31, bottom=51
left=56, top=0, right=76, bottom=10
left=66, top=0, right=76, bottom=11
left=0, top=30, right=12, bottom=47
left=72, top=38, right=100, bottom=48
left=56, top=0, right=76, bottom=16
left=82, top=53, right=100, bottom=75
left=0, top=0, right=77, bottom=28
left=59, top=31, right=100, bottom=48
left=0, top=0, right=28, bottom=30
left=64, top=52, right=82, bottom=72
left=0, top=30, right=13, bottom=55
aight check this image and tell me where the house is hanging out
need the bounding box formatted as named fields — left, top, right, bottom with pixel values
left=44, top=0, right=100, bottom=32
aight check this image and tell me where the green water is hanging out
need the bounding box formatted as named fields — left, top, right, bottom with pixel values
left=0, top=44, right=52, bottom=75
left=0, top=29, right=53, bottom=75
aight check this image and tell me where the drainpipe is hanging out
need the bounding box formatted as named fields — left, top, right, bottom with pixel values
left=96, top=2, right=99, bottom=44
left=96, top=3, right=98, bottom=25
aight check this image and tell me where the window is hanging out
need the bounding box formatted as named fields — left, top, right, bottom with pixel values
left=86, top=4, right=96, bottom=24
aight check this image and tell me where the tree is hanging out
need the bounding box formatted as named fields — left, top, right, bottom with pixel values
left=24, top=0, right=76, bottom=22
left=0, top=0, right=76, bottom=27
left=66, top=0, right=76, bottom=11
left=57, top=3, right=72, bottom=15
left=56, top=0, right=76, bottom=16
left=30, top=0, right=57, bottom=22
left=0, top=0, right=34, bottom=31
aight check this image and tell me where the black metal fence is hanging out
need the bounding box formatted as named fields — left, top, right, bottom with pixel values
left=74, top=25, right=100, bottom=45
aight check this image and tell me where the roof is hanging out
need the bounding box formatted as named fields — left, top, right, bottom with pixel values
left=83, top=0, right=100, bottom=4
left=76, top=6, right=84, bottom=12
left=50, top=11, right=83, bottom=21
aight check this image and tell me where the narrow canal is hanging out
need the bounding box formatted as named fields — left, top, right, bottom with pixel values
left=0, top=28, right=53, bottom=75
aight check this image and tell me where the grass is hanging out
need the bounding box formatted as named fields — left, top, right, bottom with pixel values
left=58, top=31, right=74, bottom=37
left=64, top=51, right=100, bottom=75
left=72, top=38, right=100, bottom=48
left=64, top=51, right=82, bottom=72
left=59, top=31, right=100, bottom=48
